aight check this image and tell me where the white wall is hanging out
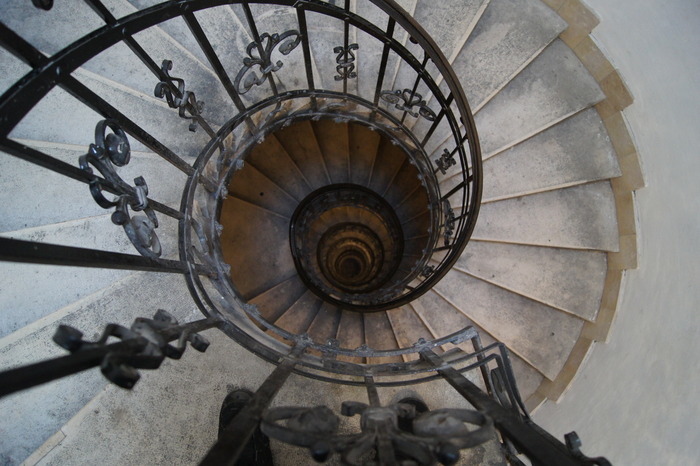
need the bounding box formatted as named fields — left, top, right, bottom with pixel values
left=534, top=1, right=700, bottom=464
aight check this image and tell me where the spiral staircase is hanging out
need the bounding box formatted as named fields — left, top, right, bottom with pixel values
left=0, top=0, right=641, bottom=464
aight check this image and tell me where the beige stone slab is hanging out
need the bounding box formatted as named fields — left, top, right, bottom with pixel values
left=457, top=241, right=607, bottom=320
left=475, top=40, right=604, bottom=157
left=434, top=271, right=584, bottom=380
left=573, top=36, right=615, bottom=82
left=472, top=182, right=620, bottom=251
left=482, top=108, right=620, bottom=201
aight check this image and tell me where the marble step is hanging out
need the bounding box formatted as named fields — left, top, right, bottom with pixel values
left=480, top=107, right=621, bottom=201
left=0, top=271, right=198, bottom=464
left=457, top=240, right=607, bottom=321
left=476, top=39, right=604, bottom=158
left=306, top=301, right=342, bottom=344
left=433, top=270, right=584, bottom=380
left=0, top=140, right=185, bottom=233
left=0, top=211, right=179, bottom=338
left=471, top=181, right=619, bottom=251
left=335, top=309, right=365, bottom=363
left=273, top=289, right=323, bottom=335
left=220, top=197, right=296, bottom=300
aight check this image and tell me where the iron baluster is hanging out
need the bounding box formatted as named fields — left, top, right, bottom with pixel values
left=295, top=7, right=317, bottom=110
left=154, top=59, right=219, bottom=140
left=182, top=11, right=256, bottom=131
left=422, top=93, right=454, bottom=146
left=0, top=311, right=219, bottom=398
left=200, top=341, right=309, bottom=465
left=80, top=120, right=162, bottom=258
left=0, top=237, right=212, bottom=275
left=371, top=17, right=396, bottom=120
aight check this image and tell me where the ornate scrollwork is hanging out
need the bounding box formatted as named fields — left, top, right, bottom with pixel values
left=261, top=401, right=494, bottom=465
left=443, top=199, right=455, bottom=247
left=79, top=120, right=162, bottom=258
left=380, top=89, right=437, bottom=121
left=235, top=30, right=302, bottom=95
left=435, top=148, right=457, bottom=175
left=421, top=264, right=436, bottom=278
left=154, top=60, right=205, bottom=132
left=333, top=43, right=359, bottom=81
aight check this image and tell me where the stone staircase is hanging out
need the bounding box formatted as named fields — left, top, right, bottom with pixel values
left=0, top=0, right=641, bottom=464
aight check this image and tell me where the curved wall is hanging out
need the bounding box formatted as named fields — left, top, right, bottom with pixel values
left=534, top=1, right=700, bottom=464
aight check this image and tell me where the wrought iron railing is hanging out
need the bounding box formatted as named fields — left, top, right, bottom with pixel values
left=0, top=1, right=610, bottom=464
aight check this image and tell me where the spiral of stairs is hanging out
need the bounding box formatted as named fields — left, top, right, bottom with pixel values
left=0, top=0, right=641, bottom=464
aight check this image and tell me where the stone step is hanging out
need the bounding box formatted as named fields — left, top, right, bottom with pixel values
left=0, top=271, right=197, bottom=464
left=385, top=305, right=437, bottom=361
left=247, top=133, right=315, bottom=202
left=335, top=309, right=365, bottom=363
left=367, top=138, right=409, bottom=196
left=410, top=293, right=542, bottom=401
left=348, top=123, right=381, bottom=186
left=475, top=39, right=604, bottom=158
left=0, top=140, right=185, bottom=232
left=0, top=212, right=179, bottom=339
left=220, top=198, right=296, bottom=300
left=9, top=67, right=211, bottom=159
left=481, top=108, right=621, bottom=202
left=272, top=289, right=323, bottom=335
left=454, top=0, right=567, bottom=111
left=229, top=162, right=300, bottom=217
left=274, top=121, right=333, bottom=190
left=457, top=240, right=607, bottom=321
left=306, top=301, right=342, bottom=344
left=471, top=181, right=619, bottom=251
left=248, top=274, right=306, bottom=324
left=364, top=311, right=402, bottom=364
left=433, top=270, right=584, bottom=380
left=312, top=119, right=351, bottom=185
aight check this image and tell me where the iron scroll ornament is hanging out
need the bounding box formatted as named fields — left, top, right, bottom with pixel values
left=79, top=120, right=162, bottom=258
left=334, top=43, right=359, bottom=81
left=234, top=30, right=302, bottom=95
left=261, top=402, right=494, bottom=465
left=380, top=89, right=437, bottom=121
left=154, top=59, right=205, bottom=132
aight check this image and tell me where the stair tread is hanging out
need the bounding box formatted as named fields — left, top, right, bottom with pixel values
left=458, top=241, right=607, bottom=321
left=0, top=272, right=195, bottom=464
left=220, top=198, right=295, bottom=299
left=348, top=123, right=381, bottom=186
left=335, top=310, right=364, bottom=362
left=312, top=119, right=351, bottom=184
left=249, top=274, right=306, bottom=323
left=364, top=311, right=402, bottom=364
left=433, top=270, right=584, bottom=380
left=275, top=121, right=332, bottom=190
left=0, top=213, right=177, bottom=338
left=385, top=305, right=435, bottom=361
left=306, top=301, right=342, bottom=344
left=454, top=0, right=567, bottom=110
left=368, top=139, right=408, bottom=195
left=229, top=162, right=299, bottom=217
left=273, top=290, right=323, bottom=335
left=481, top=108, right=622, bottom=202
left=0, top=142, right=184, bottom=232
left=471, top=181, right=619, bottom=251
left=475, top=39, right=605, bottom=157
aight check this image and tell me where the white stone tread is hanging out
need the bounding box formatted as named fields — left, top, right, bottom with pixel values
left=0, top=141, right=185, bottom=232
left=457, top=240, right=607, bottom=321
left=471, top=181, right=620, bottom=251
left=452, top=0, right=567, bottom=111
left=432, top=270, right=584, bottom=380
left=0, top=213, right=178, bottom=338
left=475, top=39, right=605, bottom=158
left=0, top=271, right=198, bottom=464
left=480, top=108, right=621, bottom=202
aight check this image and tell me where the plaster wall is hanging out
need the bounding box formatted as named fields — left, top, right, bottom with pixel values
left=534, top=1, right=700, bottom=464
